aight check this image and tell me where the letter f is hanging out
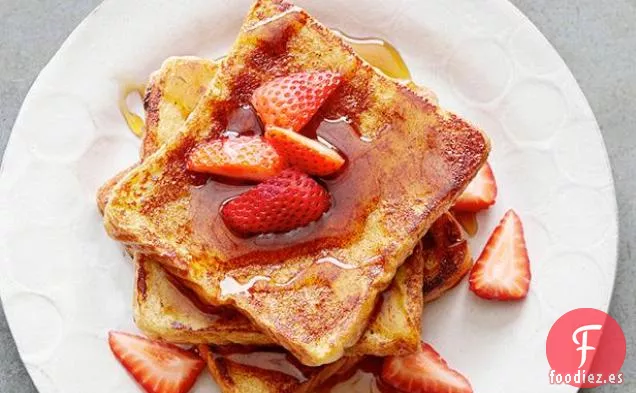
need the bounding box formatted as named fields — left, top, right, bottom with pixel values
left=572, top=324, right=602, bottom=369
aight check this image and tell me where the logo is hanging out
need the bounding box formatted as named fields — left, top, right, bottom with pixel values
left=546, top=308, right=626, bottom=388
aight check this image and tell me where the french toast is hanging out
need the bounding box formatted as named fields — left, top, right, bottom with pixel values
left=99, top=56, right=425, bottom=354
left=103, top=0, right=489, bottom=365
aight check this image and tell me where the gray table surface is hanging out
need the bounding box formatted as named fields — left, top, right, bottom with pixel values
left=1, top=0, right=634, bottom=392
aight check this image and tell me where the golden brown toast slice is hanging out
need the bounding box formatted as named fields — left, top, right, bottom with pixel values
left=422, top=213, right=473, bottom=303
left=104, top=0, right=489, bottom=365
left=100, top=56, right=425, bottom=354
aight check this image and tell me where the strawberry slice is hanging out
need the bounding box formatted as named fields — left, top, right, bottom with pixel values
left=251, top=71, right=342, bottom=132
left=469, top=209, right=531, bottom=300
left=382, top=342, right=473, bottom=393
left=221, top=168, right=331, bottom=236
left=265, top=125, right=345, bottom=176
left=108, top=331, right=205, bottom=393
left=186, top=136, right=285, bottom=181
left=453, top=162, right=497, bottom=212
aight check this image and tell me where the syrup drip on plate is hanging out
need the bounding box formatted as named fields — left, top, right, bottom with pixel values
left=119, top=84, right=146, bottom=137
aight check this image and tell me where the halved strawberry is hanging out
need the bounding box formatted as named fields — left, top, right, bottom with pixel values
left=221, top=168, right=330, bottom=236
left=382, top=342, right=473, bottom=393
left=251, top=71, right=342, bottom=132
left=265, top=125, right=345, bottom=176
left=469, top=209, right=531, bottom=300
left=108, top=331, right=205, bottom=393
left=186, top=136, right=285, bottom=181
left=453, top=162, right=497, bottom=212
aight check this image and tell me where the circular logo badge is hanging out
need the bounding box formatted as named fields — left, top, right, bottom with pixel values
left=546, top=308, right=626, bottom=388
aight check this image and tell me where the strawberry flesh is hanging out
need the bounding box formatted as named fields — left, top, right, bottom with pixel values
left=186, top=136, right=285, bottom=181
left=382, top=342, right=473, bottom=393
left=251, top=71, right=342, bottom=132
left=265, top=125, right=345, bottom=176
left=108, top=331, right=205, bottom=393
left=453, top=162, right=497, bottom=212
left=221, top=168, right=331, bottom=236
left=469, top=209, right=531, bottom=300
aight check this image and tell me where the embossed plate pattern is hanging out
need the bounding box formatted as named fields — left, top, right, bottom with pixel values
left=0, top=0, right=617, bottom=392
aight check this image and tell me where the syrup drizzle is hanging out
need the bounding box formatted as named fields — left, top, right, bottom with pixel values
left=119, top=84, right=146, bottom=137
left=335, top=30, right=411, bottom=81
left=244, top=5, right=304, bottom=32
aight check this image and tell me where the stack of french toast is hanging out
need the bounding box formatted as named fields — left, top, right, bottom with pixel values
left=98, top=0, right=498, bottom=392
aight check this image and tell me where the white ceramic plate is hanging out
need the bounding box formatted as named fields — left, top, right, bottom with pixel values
left=0, top=0, right=618, bottom=392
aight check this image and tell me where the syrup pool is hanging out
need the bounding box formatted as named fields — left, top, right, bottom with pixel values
left=189, top=118, right=378, bottom=265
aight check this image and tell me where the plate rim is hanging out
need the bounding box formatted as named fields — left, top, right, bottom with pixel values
left=0, top=0, right=619, bottom=392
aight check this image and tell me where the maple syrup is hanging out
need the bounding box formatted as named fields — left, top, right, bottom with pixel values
left=335, top=30, right=411, bottom=81
left=119, top=84, right=146, bottom=137
left=452, top=210, right=479, bottom=237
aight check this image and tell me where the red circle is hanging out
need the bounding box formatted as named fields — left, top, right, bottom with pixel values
left=546, top=308, right=626, bottom=388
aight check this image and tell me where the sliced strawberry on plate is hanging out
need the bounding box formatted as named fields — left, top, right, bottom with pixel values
left=453, top=162, right=497, bottom=212
left=108, top=331, right=205, bottom=393
left=221, top=168, right=331, bottom=236
left=265, top=125, right=345, bottom=176
left=382, top=342, right=473, bottom=393
left=186, top=135, right=285, bottom=181
left=469, top=209, right=531, bottom=301
left=251, top=71, right=342, bottom=132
